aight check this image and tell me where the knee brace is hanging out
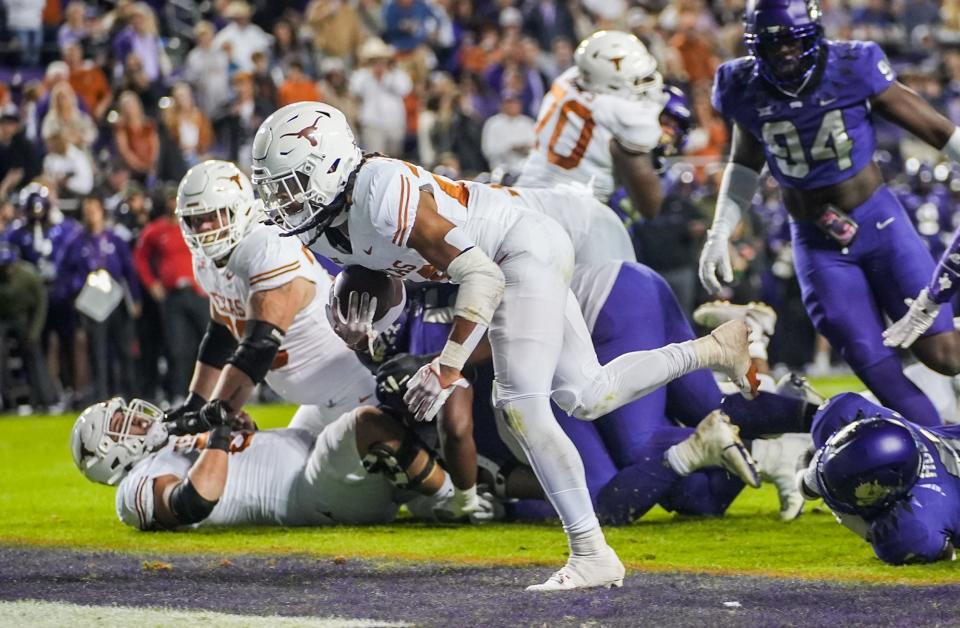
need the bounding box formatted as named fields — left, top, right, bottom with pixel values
left=362, top=432, right=436, bottom=490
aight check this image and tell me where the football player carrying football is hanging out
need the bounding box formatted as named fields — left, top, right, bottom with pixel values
left=250, top=101, right=755, bottom=591
left=702, top=0, right=960, bottom=426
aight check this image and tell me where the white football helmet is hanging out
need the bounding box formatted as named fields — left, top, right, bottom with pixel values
left=70, top=398, right=165, bottom=485
left=574, top=30, right=663, bottom=101
left=176, top=160, right=259, bottom=261
left=250, top=102, right=363, bottom=241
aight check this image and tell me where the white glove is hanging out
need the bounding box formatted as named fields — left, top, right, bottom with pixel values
left=698, top=228, right=734, bottom=294
left=326, top=290, right=378, bottom=353
left=883, top=288, right=939, bottom=349
left=433, top=486, right=497, bottom=524
left=403, top=357, right=469, bottom=422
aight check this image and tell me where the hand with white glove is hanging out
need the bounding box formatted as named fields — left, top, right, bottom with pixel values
left=326, top=290, right=378, bottom=353
left=433, top=485, right=498, bottom=524
left=883, top=288, right=939, bottom=349
left=698, top=228, right=734, bottom=294
left=403, top=357, right=469, bottom=422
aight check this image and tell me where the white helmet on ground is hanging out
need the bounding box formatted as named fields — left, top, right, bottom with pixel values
left=250, top=102, right=363, bottom=240
left=574, top=30, right=663, bottom=101
left=70, top=398, right=165, bottom=485
left=176, top=160, right=259, bottom=261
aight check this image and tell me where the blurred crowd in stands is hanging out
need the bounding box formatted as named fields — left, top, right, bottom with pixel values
left=0, top=0, right=959, bottom=412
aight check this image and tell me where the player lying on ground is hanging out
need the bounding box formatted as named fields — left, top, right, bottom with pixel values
left=799, top=392, right=960, bottom=564
left=70, top=398, right=479, bottom=529
left=701, top=0, right=960, bottom=426
left=251, top=101, right=755, bottom=591
left=166, top=160, right=375, bottom=437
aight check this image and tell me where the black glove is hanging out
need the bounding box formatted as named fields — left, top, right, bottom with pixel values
left=164, top=392, right=207, bottom=424
left=375, top=352, right=435, bottom=417
left=205, top=424, right=234, bottom=452
left=165, top=399, right=232, bottom=436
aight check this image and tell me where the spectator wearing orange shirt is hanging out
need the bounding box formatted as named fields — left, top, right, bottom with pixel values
left=63, top=42, right=112, bottom=121
left=114, top=91, right=159, bottom=182
left=161, top=83, right=214, bottom=166
left=277, top=60, right=321, bottom=107
left=669, top=9, right=719, bottom=87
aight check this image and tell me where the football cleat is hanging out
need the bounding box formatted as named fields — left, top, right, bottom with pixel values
left=526, top=545, right=625, bottom=592
left=775, top=372, right=825, bottom=406
left=693, top=300, right=778, bottom=336
left=693, top=320, right=758, bottom=398
left=752, top=433, right=814, bottom=521
left=667, top=410, right=761, bottom=488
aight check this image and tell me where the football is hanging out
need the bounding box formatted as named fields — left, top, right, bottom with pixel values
left=331, top=265, right=405, bottom=324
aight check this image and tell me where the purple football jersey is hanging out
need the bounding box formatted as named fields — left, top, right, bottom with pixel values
left=712, top=40, right=895, bottom=189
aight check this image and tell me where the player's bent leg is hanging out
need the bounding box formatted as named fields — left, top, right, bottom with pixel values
left=911, top=330, right=960, bottom=376
left=793, top=227, right=941, bottom=424
left=664, top=410, right=760, bottom=488
left=553, top=407, right=619, bottom=500
left=553, top=293, right=754, bottom=421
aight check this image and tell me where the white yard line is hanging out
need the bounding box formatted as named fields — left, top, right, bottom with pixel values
left=0, top=600, right=408, bottom=628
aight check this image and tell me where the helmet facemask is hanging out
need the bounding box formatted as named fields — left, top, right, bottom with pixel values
left=72, top=398, right=166, bottom=485
left=180, top=202, right=249, bottom=262
left=747, top=24, right=823, bottom=95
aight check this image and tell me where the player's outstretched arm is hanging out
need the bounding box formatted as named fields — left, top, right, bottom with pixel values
left=404, top=191, right=505, bottom=422
left=871, top=82, right=957, bottom=151
left=152, top=424, right=232, bottom=529
left=611, top=139, right=662, bottom=219
left=698, top=124, right=764, bottom=294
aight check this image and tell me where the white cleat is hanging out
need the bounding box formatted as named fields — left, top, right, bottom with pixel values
left=775, top=372, right=825, bottom=406
left=526, top=546, right=625, bottom=592
left=688, top=409, right=761, bottom=488
left=694, top=300, right=778, bottom=336
left=752, top=433, right=814, bottom=521
left=694, top=320, right=759, bottom=398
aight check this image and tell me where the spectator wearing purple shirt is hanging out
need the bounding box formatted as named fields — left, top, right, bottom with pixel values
left=112, top=2, right=168, bottom=86
left=58, top=196, right=141, bottom=401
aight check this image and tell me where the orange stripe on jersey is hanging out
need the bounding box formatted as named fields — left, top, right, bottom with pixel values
left=135, top=476, right=148, bottom=529
left=393, top=176, right=410, bottom=245
left=301, top=245, right=315, bottom=264
left=249, top=260, right=299, bottom=283
left=431, top=173, right=469, bottom=208
left=249, top=262, right=302, bottom=286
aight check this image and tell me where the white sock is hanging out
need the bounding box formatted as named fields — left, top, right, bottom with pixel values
left=665, top=440, right=694, bottom=476
left=569, top=525, right=606, bottom=558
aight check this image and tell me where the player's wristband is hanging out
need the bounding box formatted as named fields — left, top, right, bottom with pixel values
left=205, top=424, right=233, bottom=452
left=438, top=324, right=486, bottom=372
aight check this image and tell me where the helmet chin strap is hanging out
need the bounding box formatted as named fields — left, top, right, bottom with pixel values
left=279, top=156, right=366, bottom=246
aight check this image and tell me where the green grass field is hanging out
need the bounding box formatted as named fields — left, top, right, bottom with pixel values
left=1, top=374, right=956, bottom=586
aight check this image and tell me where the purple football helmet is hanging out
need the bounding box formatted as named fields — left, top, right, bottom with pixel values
left=744, top=0, right=824, bottom=94
left=816, top=415, right=922, bottom=518
left=18, top=182, right=53, bottom=222
left=659, top=85, right=693, bottom=154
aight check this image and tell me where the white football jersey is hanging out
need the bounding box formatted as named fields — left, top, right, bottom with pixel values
left=516, top=67, right=663, bottom=203
left=569, top=261, right=623, bottom=334
left=116, top=428, right=332, bottom=528
left=309, top=157, right=531, bottom=280
left=193, top=222, right=369, bottom=407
